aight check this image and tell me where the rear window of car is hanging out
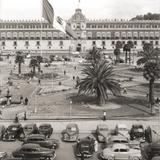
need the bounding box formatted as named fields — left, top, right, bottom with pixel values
left=68, top=127, right=77, bottom=132
left=120, top=149, right=128, bottom=152
left=40, top=126, right=49, bottom=129
left=8, top=126, right=18, bottom=131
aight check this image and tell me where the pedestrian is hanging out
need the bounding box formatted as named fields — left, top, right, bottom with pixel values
left=73, top=76, right=75, bottom=80
left=123, top=87, right=127, bottom=94
left=74, top=66, right=77, bottom=70
left=0, top=110, right=2, bottom=119
left=94, top=139, right=98, bottom=152
left=38, top=78, right=41, bottom=85
left=103, top=111, right=106, bottom=121
left=76, top=138, right=80, bottom=149
left=14, top=114, right=19, bottom=123
left=9, top=97, right=12, bottom=105
left=24, top=111, right=27, bottom=120
left=64, top=70, right=66, bottom=75
left=156, top=97, right=160, bottom=103
left=145, top=126, right=152, bottom=143
left=24, top=97, right=28, bottom=105
left=20, top=95, right=23, bottom=104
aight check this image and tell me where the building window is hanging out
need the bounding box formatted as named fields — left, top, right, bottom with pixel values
left=122, top=41, right=125, bottom=45
left=25, top=41, right=29, bottom=46
left=134, top=41, right=137, bottom=45
left=102, top=41, right=105, bottom=46
left=48, top=41, right=52, bottom=46
left=2, top=41, right=5, bottom=46
left=59, top=41, right=63, bottom=46
left=13, top=41, right=17, bottom=46
left=150, top=41, right=153, bottom=45
left=14, top=47, right=17, bottom=49
left=36, top=41, right=40, bottom=46
left=155, top=41, right=159, bottom=45
left=92, top=41, right=96, bottom=45
left=142, top=41, right=145, bottom=45
left=112, top=41, right=115, bottom=45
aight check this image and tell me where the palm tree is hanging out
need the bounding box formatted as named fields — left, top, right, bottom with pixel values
left=143, top=61, right=160, bottom=114
left=78, top=60, right=121, bottom=105
left=137, top=43, right=157, bottom=65
left=127, top=41, right=134, bottom=64
left=90, top=47, right=102, bottom=64
left=36, top=56, right=43, bottom=73
left=29, top=58, right=38, bottom=76
left=15, top=51, right=24, bottom=75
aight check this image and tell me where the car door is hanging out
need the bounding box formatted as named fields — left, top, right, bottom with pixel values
left=23, top=148, right=40, bottom=158
left=114, top=149, right=129, bottom=160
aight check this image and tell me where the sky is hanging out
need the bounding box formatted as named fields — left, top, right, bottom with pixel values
left=0, top=0, right=160, bottom=20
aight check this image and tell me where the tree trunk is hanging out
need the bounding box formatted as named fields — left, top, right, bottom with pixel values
left=18, top=63, right=21, bottom=74
left=38, top=63, right=41, bottom=73
left=33, top=66, right=36, bottom=75
left=97, top=89, right=102, bottom=106
left=125, top=51, right=127, bottom=63
left=149, top=79, right=155, bottom=114
left=129, top=51, right=131, bottom=64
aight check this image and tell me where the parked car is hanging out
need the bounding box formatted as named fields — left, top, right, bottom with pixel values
left=12, top=143, right=56, bottom=160
left=23, top=124, right=37, bottom=137
left=151, top=156, right=160, bottom=160
left=130, top=124, right=145, bottom=141
left=96, top=124, right=111, bottom=143
left=23, top=134, right=59, bottom=149
left=115, top=124, right=130, bottom=139
left=3, top=123, right=24, bottom=141
left=0, top=151, right=7, bottom=160
left=39, top=123, right=53, bottom=138
left=107, top=135, right=140, bottom=149
left=100, top=143, right=141, bottom=160
left=62, top=123, right=79, bottom=142
left=75, top=137, right=95, bottom=158
left=0, top=125, right=5, bottom=140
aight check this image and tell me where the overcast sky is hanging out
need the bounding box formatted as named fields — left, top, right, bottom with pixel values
left=0, top=0, right=160, bottom=20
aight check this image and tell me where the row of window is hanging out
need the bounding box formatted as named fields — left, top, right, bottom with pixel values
left=1, top=40, right=64, bottom=46
left=92, top=40, right=159, bottom=46
left=87, top=23, right=160, bottom=29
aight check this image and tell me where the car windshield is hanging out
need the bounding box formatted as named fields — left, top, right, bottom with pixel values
left=8, top=126, right=18, bottom=131
left=67, top=127, right=76, bottom=132
left=113, top=140, right=128, bottom=143
left=119, top=128, right=128, bottom=131
left=40, top=126, right=49, bottom=129
left=100, top=128, right=108, bottom=131
left=120, top=149, right=128, bottom=152
left=134, top=128, right=143, bottom=132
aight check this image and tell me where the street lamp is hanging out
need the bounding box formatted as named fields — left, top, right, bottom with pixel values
left=69, top=100, right=72, bottom=118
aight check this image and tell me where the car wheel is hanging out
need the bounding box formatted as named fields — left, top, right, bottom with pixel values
left=108, top=156, right=114, bottom=160
left=132, top=157, right=139, bottom=160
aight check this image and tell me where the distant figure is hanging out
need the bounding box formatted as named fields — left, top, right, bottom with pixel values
left=156, top=97, right=160, bottom=103
left=38, top=79, right=41, bottom=85
left=94, top=139, right=98, bottom=152
left=20, top=96, right=23, bottom=104
left=24, top=97, right=29, bottom=105
left=74, top=66, right=77, bottom=70
left=32, top=125, right=39, bottom=134
left=64, top=70, right=66, bottom=75
left=145, top=126, right=152, bottom=143
left=24, top=112, right=27, bottom=120
left=103, top=111, right=106, bottom=121
left=73, top=76, right=75, bottom=80
left=123, top=88, right=127, bottom=94
left=14, top=114, right=19, bottom=123
left=0, top=110, right=2, bottom=119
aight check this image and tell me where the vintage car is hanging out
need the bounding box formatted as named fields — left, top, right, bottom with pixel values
left=107, top=135, right=140, bottom=149
left=3, top=123, right=24, bottom=141
left=75, top=137, right=95, bottom=158
left=151, top=156, right=160, bottom=160
left=62, top=123, right=79, bottom=142
left=96, top=124, right=111, bottom=143
left=0, top=125, right=5, bottom=140
left=39, top=123, right=53, bottom=138
left=12, top=143, right=56, bottom=160
left=115, top=124, right=130, bottom=139
left=0, top=151, right=8, bottom=160
left=130, top=124, right=145, bottom=141
left=100, top=143, right=141, bottom=160
left=23, top=134, right=59, bottom=149
left=23, top=124, right=37, bottom=136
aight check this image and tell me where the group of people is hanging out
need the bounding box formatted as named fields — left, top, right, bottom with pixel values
left=20, top=96, right=29, bottom=105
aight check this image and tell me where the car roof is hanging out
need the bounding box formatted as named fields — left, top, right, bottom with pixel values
left=8, top=123, right=21, bottom=127
left=27, top=134, right=45, bottom=138
left=97, top=124, right=108, bottom=129
left=110, top=135, right=128, bottom=141
left=22, top=143, right=40, bottom=149
left=67, top=123, right=78, bottom=128
left=132, top=124, right=143, bottom=128
left=39, top=123, right=51, bottom=127
left=117, top=124, right=127, bottom=128
left=112, top=144, right=129, bottom=150
left=24, top=124, right=36, bottom=127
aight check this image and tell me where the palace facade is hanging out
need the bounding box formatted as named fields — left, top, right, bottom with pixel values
left=0, top=8, right=160, bottom=54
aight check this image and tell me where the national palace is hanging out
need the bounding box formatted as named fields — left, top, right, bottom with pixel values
left=1, top=8, right=160, bottom=54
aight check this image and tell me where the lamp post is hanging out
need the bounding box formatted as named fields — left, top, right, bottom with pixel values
left=69, top=100, right=72, bottom=118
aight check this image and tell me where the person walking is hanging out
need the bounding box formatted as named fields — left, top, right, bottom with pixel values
left=24, top=97, right=29, bottom=105
left=14, top=114, right=19, bottom=123
left=20, top=96, right=23, bottom=104
left=24, top=112, right=27, bottom=120
left=103, top=111, right=106, bottom=121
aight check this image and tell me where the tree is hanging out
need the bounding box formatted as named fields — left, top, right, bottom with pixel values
left=29, top=58, right=38, bottom=76
left=36, top=56, right=43, bottom=73
left=78, top=60, right=121, bottom=105
left=114, top=41, right=122, bottom=63
left=123, top=44, right=130, bottom=63
left=143, top=61, right=160, bottom=114
left=137, top=43, right=160, bottom=114
left=15, top=51, right=24, bottom=75
left=90, top=47, right=102, bottom=64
